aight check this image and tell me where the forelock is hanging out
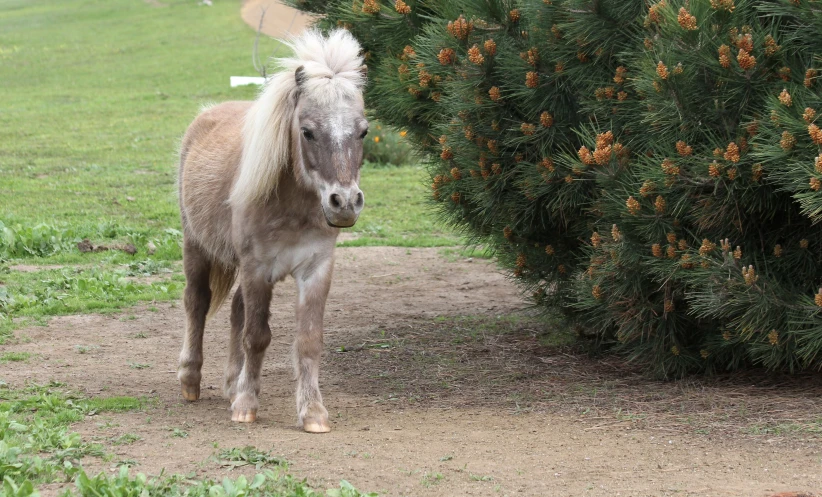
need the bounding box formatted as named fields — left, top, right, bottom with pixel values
left=278, top=29, right=365, bottom=106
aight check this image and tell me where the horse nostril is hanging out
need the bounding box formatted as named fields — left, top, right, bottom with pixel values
left=355, top=191, right=364, bottom=209
left=329, top=193, right=342, bottom=210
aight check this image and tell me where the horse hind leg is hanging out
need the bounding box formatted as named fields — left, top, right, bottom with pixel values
left=178, top=238, right=212, bottom=401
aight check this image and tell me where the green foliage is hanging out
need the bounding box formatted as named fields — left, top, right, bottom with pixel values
left=110, top=434, right=141, bottom=447
left=362, top=121, right=416, bottom=165
left=341, top=165, right=459, bottom=247
left=0, top=384, right=144, bottom=488
left=72, top=467, right=376, bottom=497
left=0, top=266, right=182, bottom=341
left=293, top=0, right=822, bottom=377
left=0, top=384, right=375, bottom=496
left=0, top=222, right=75, bottom=259
left=216, top=446, right=285, bottom=470
left=0, top=352, right=31, bottom=363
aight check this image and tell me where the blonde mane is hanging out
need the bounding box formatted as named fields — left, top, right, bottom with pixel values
left=229, top=29, right=365, bottom=206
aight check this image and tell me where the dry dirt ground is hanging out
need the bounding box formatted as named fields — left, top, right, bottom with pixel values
left=2, top=247, right=822, bottom=496
left=241, top=0, right=314, bottom=40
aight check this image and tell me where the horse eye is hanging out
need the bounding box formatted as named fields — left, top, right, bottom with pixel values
left=359, top=129, right=368, bottom=139
left=301, top=128, right=315, bottom=141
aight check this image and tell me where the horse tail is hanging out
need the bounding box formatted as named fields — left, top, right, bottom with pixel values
left=207, top=260, right=237, bottom=319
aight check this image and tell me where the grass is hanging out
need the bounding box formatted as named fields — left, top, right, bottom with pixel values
left=0, top=383, right=376, bottom=496
left=340, top=165, right=457, bottom=247
left=0, top=0, right=452, bottom=246
left=0, top=0, right=460, bottom=343
left=0, top=263, right=184, bottom=344
left=0, top=351, right=30, bottom=363
left=0, top=0, right=273, bottom=233
left=437, top=245, right=494, bottom=261
left=0, top=383, right=141, bottom=486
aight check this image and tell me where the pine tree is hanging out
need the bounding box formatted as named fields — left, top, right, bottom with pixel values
left=289, top=0, right=822, bottom=377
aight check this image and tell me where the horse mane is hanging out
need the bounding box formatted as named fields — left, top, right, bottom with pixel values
left=229, top=29, right=365, bottom=206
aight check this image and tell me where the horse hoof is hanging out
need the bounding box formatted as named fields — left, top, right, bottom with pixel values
left=181, top=385, right=200, bottom=401
left=302, top=417, right=331, bottom=433
left=231, top=409, right=257, bottom=423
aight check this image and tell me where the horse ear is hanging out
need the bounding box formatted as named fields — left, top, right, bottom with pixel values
left=295, top=65, right=307, bottom=88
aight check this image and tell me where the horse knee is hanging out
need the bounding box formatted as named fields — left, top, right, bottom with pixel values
left=243, top=325, right=271, bottom=354
left=294, top=335, right=323, bottom=360
left=230, top=289, right=244, bottom=328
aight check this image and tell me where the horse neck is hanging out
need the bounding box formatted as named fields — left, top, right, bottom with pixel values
left=263, top=167, right=326, bottom=228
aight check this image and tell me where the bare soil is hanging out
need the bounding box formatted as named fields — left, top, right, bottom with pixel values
left=3, top=247, right=821, bottom=496
left=241, top=0, right=314, bottom=40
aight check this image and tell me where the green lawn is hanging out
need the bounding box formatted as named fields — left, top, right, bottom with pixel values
left=0, top=0, right=459, bottom=341
left=0, top=0, right=454, bottom=244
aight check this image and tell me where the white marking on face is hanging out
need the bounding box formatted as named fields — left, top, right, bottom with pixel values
left=329, top=113, right=353, bottom=147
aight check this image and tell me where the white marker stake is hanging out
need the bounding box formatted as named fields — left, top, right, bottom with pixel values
left=230, top=76, right=266, bottom=87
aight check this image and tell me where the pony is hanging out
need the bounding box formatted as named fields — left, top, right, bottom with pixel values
left=175, top=29, right=367, bottom=433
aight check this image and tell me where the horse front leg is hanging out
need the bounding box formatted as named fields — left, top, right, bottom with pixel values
left=223, top=287, right=245, bottom=402
left=294, top=256, right=334, bottom=433
left=230, top=269, right=272, bottom=423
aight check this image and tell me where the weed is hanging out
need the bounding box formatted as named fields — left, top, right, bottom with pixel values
left=124, top=259, right=172, bottom=277
left=129, top=363, right=150, bottom=370
left=111, top=433, right=142, bottom=446
left=469, top=473, right=494, bottom=482
left=217, top=446, right=285, bottom=470
left=0, top=384, right=143, bottom=486
left=171, top=428, right=188, bottom=438
left=72, top=465, right=377, bottom=497
left=0, top=222, right=76, bottom=259
left=0, top=352, right=30, bottom=363
left=75, top=345, right=98, bottom=354
left=421, top=472, right=444, bottom=488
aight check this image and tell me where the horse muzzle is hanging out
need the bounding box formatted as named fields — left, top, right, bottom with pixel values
left=322, top=185, right=364, bottom=228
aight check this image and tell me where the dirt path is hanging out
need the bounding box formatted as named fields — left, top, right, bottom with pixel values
left=3, top=247, right=821, bottom=496
left=241, top=0, right=314, bottom=39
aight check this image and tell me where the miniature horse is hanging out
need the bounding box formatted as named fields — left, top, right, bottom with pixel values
left=176, top=29, right=367, bottom=433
